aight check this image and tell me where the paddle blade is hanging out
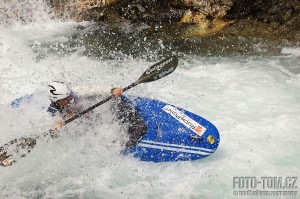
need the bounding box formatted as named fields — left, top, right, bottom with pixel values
left=0, top=137, right=37, bottom=167
left=138, top=56, right=178, bottom=83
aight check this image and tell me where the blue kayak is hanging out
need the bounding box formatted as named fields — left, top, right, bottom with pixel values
left=11, top=92, right=220, bottom=162
left=125, top=97, right=220, bottom=162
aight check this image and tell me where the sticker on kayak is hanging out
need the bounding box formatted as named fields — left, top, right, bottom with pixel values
left=162, top=105, right=206, bottom=136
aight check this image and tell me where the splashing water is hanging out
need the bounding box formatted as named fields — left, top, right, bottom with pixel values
left=1, top=1, right=300, bottom=199
left=0, top=0, right=56, bottom=26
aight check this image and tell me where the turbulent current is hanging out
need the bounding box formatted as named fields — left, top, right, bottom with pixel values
left=0, top=1, right=300, bottom=198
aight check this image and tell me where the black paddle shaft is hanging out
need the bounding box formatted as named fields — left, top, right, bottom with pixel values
left=64, top=56, right=178, bottom=125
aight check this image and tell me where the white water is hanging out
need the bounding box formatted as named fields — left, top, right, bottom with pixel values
left=1, top=2, right=300, bottom=199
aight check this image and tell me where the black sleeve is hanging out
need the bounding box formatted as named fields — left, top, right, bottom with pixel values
left=113, top=96, right=147, bottom=148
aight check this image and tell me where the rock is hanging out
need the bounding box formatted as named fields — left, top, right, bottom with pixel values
left=282, top=9, right=293, bottom=21
left=225, top=0, right=256, bottom=19
left=294, top=3, right=300, bottom=12
left=180, top=10, right=207, bottom=24
left=268, top=5, right=281, bottom=15
left=285, top=13, right=300, bottom=30
left=73, top=0, right=114, bottom=20
left=171, top=0, right=233, bottom=18
left=142, top=8, right=185, bottom=24
left=294, top=31, right=300, bottom=40
left=179, top=18, right=235, bottom=38
left=45, top=0, right=300, bottom=41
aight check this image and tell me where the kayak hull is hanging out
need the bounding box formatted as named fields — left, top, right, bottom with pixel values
left=124, top=97, right=220, bottom=162
left=11, top=93, right=220, bottom=162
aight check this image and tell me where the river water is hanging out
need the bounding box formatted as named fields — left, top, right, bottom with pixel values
left=0, top=1, right=300, bottom=199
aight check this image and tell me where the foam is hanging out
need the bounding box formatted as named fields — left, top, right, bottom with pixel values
left=281, top=47, right=300, bottom=57
left=0, top=4, right=300, bottom=199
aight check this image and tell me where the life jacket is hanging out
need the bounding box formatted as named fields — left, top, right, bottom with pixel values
left=47, top=94, right=82, bottom=119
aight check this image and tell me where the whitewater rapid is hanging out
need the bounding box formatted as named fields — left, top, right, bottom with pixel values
left=1, top=3, right=300, bottom=199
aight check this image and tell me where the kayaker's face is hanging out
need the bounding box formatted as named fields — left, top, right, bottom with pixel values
left=57, top=95, right=73, bottom=107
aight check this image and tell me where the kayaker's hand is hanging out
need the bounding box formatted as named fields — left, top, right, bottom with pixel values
left=112, top=88, right=123, bottom=98
left=55, top=120, right=63, bottom=128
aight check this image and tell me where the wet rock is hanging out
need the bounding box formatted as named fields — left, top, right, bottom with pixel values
left=72, top=0, right=117, bottom=21
left=224, top=0, right=300, bottom=41
left=285, top=13, right=300, bottom=30
left=178, top=9, right=235, bottom=37
left=179, top=19, right=235, bottom=38
left=46, top=0, right=300, bottom=41
left=294, top=3, right=300, bottom=12
left=171, top=0, right=233, bottom=18
left=268, top=5, right=281, bottom=15
left=295, top=31, right=300, bottom=40
left=225, top=0, right=256, bottom=19
left=282, top=9, right=293, bottom=21
left=180, top=10, right=207, bottom=24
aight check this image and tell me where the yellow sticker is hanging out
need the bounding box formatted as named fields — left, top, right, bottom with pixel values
left=207, top=135, right=215, bottom=144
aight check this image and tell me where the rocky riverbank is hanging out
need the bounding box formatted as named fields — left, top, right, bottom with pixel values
left=46, top=0, right=300, bottom=42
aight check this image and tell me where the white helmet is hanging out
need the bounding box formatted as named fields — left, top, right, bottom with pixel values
left=48, top=81, right=72, bottom=102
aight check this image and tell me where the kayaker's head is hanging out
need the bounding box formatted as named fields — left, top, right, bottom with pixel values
left=48, top=81, right=73, bottom=107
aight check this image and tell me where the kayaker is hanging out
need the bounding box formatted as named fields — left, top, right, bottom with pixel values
left=47, top=81, right=147, bottom=148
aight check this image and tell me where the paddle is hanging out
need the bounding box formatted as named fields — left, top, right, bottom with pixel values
left=0, top=56, right=178, bottom=167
